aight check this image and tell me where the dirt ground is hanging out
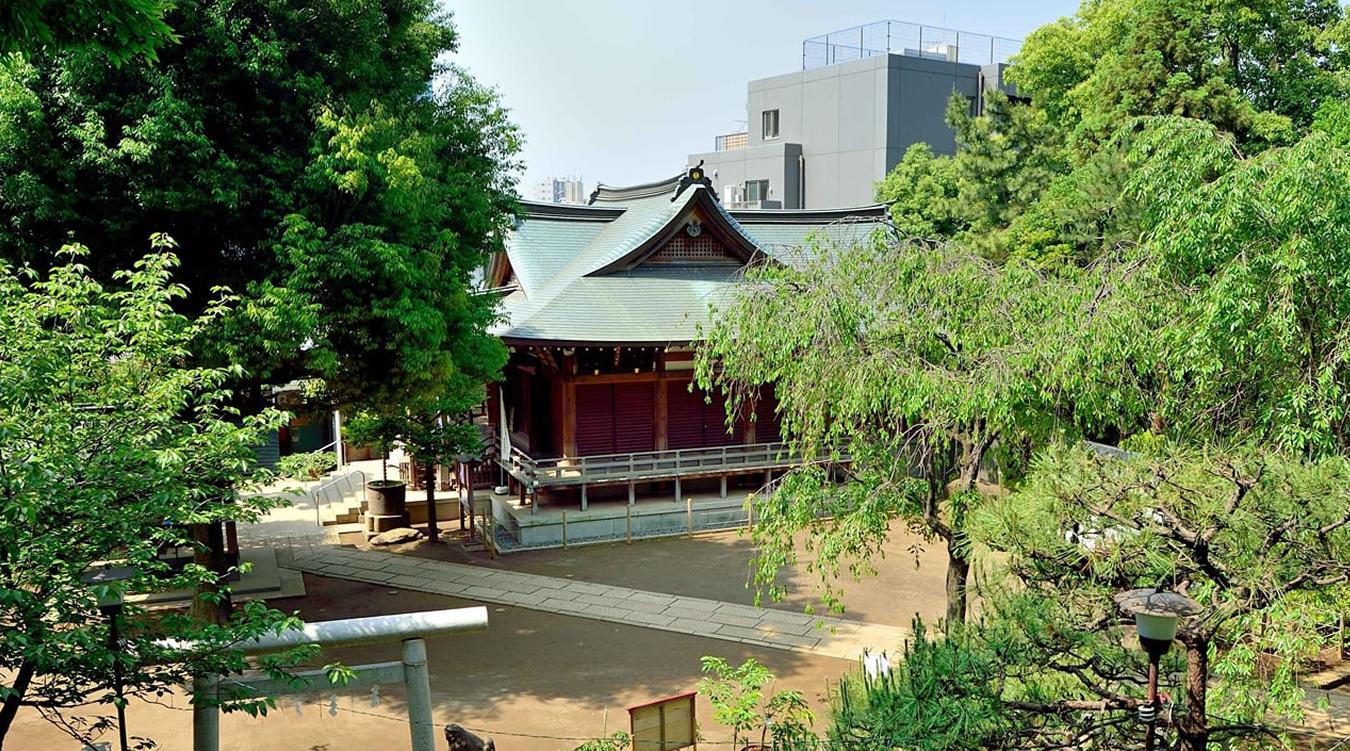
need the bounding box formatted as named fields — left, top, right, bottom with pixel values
left=12, top=522, right=950, bottom=751
left=355, top=520, right=953, bottom=628
left=10, top=575, right=851, bottom=750
left=9, top=524, right=1350, bottom=750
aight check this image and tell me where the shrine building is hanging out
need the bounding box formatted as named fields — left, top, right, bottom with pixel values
left=479, top=166, right=887, bottom=546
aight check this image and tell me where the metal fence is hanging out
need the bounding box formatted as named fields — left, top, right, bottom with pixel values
left=715, top=131, right=749, bottom=151
left=802, top=20, right=1021, bottom=70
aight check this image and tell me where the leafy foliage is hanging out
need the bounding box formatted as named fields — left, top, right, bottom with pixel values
left=0, top=0, right=175, bottom=63
left=820, top=441, right=1350, bottom=750
left=708, top=5, right=1350, bottom=747
left=0, top=0, right=519, bottom=411
left=972, top=442, right=1350, bottom=745
left=698, top=656, right=814, bottom=749
left=0, top=242, right=312, bottom=748
left=829, top=622, right=1015, bottom=750
left=873, top=93, right=1068, bottom=259
left=571, top=732, right=632, bottom=751
left=695, top=235, right=1138, bottom=623
left=1127, top=120, right=1350, bottom=455
left=874, top=144, right=962, bottom=239
left=1010, top=0, right=1349, bottom=147
left=875, top=0, right=1350, bottom=264
left=275, top=449, right=337, bottom=481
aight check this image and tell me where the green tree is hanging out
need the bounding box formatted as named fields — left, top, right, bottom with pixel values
left=828, top=621, right=1019, bottom=750
left=345, top=371, right=498, bottom=542
left=698, top=656, right=814, bottom=750
left=1010, top=0, right=1348, bottom=147
left=872, top=93, right=1068, bottom=255
left=826, top=444, right=1350, bottom=751
left=571, top=732, right=631, bottom=751
left=0, top=242, right=312, bottom=749
left=978, top=443, right=1350, bottom=750
left=945, top=92, right=1070, bottom=246
left=695, top=236, right=1132, bottom=625
left=874, top=143, right=963, bottom=240
left=0, top=1, right=519, bottom=413
left=1, top=0, right=175, bottom=62
left=1113, top=117, right=1350, bottom=455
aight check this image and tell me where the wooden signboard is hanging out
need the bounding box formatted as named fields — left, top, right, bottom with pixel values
left=628, top=691, right=697, bottom=751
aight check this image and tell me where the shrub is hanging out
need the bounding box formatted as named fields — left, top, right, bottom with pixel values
left=276, top=449, right=337, bottom=480
left=572, top=732, right=630, bottom=751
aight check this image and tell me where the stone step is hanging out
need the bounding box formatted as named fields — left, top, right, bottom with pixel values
left=1307, top=663, right=1350, bottom=689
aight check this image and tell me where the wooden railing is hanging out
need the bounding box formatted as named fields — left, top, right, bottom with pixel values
left=498, top=442, right=842, bottom=489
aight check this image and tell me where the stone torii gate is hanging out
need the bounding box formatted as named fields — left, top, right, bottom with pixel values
left=177, top=607, right=488, bottom=751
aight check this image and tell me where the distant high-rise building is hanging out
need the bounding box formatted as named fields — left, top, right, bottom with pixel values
left=534, top=176, right=587, bottom=205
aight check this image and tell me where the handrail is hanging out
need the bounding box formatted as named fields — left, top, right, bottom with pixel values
left=499, top=442, right=847, bottom=489
left=311, top=469, right=366, bottom=526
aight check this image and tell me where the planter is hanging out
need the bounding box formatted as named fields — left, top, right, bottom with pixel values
left=366, top=480, right=407, bottom=516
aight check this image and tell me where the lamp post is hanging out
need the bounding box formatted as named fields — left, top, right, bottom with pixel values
left=1115, top=587, right=1203, bottom=751
left=82, top=566, right=137, bottom=751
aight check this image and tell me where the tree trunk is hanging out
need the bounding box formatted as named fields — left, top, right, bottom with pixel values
left=191, top=521, right=231, bottom=625
left=0, top=659, right=35, bottom=747
left=425, top=462, right=439, bottom=542
left=1177, top=630, right=1210, bottom=751
left=944, top=537, right=969, bottom=626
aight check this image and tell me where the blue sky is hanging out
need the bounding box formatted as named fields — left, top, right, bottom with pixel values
left=445, top=1, right=1080, bottom=198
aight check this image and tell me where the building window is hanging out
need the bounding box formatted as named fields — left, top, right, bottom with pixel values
left=744, top=179, right=769, bottom=203
left=761, top=109, right=779, bottom=140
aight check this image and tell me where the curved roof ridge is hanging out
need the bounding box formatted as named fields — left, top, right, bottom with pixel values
left=519, top=200, right=625, bottom=221
left=589, top=174, right=684, bottom=205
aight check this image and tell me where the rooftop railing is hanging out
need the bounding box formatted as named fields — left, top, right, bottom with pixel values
left=802, top=20, right=1021, bottom=70
left=715, top=131, right=749, bottom=151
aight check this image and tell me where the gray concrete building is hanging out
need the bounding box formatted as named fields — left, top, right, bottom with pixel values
left=691, top=21, right=1020, bottom=209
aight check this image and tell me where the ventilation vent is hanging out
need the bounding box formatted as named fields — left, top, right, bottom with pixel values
left=646, top=233, right=739, bottom=265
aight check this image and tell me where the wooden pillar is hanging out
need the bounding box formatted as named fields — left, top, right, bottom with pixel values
left=628, top=480, right=635, bottom=506
left=655, top=353, right=669, bottom=451
left=561, top=375, right=577, bottom=458
left=225, top=521, right=239, bottom=561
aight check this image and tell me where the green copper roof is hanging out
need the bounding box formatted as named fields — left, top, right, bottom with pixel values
left=492, top=175, right=889, bottom=345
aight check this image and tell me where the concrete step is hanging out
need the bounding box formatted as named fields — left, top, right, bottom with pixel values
left=319, top=496, right=363, bottom=526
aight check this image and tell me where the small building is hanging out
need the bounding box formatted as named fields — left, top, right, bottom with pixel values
left=481, top=166, right=887, bottom=547
left=692, top=20, right=1021, bottom=209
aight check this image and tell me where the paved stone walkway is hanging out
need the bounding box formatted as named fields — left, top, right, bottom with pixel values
left=288, top=546, right=910, bottom=661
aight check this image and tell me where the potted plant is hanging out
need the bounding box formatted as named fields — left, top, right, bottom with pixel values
left=345, top=397, right=481, bottom=540
left=345, top=412, right=407, bottom=517
left=698, top=656, right=816, bottom=750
